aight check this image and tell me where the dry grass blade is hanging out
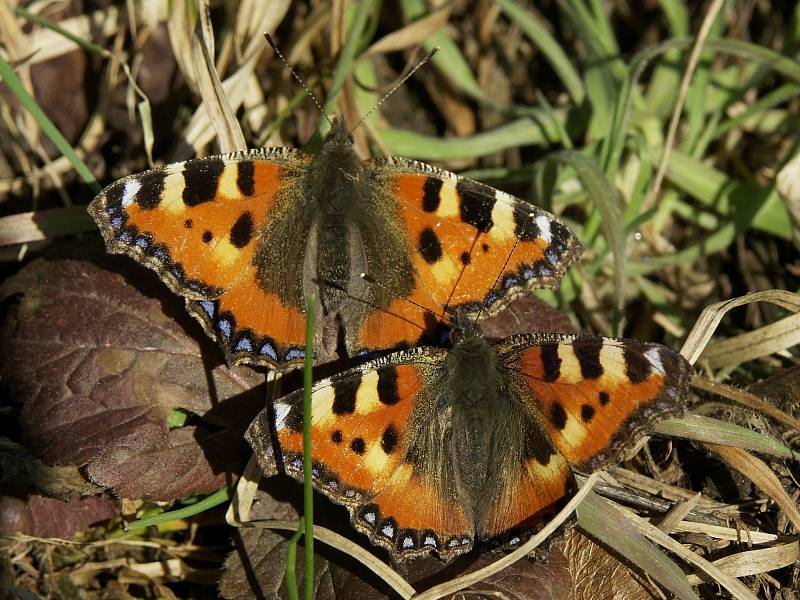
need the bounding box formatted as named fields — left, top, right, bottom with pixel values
left=365, top=4, right=452, bottom=56
left=680, top=290, right=800, bottom=365
left=616, top=506, right=760, bottom=600
left=191, top=0, right=246, bottom=153
left=701, top=310, right=800, bottom=369
left=237, top=519, right=416, bottom=599
left=691, top=376, right=800, bottom=433
left=705, top=443, right=800, bottom=531
left=686, top=541, right=800, bottom=585
left=671, top=522, right=778, bottom=544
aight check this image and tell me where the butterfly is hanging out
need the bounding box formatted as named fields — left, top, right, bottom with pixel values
left=245, top=319, right=692, bottom=562
left=87, top=118, right=582, bottom=370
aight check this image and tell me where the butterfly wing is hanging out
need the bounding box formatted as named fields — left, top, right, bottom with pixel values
left=354, top=157, right=583, bottom=352
left=477, top=334, right=691, bottom=539
left=89, top=148, right=316, bottom=367
left=246, top=348, right=476, bottom=562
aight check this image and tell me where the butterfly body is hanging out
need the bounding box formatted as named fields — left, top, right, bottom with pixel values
left=88, top=119, right=582, bottom=369
left=246, top=326, right=691, bottom=562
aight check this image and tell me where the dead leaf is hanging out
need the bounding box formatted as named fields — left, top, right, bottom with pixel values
left=0, top=494, right=119, bottom=538
left=0, top=242, right=265, bottom=501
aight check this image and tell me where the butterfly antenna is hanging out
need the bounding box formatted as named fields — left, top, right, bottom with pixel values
left=264, top=33, right=334, bottom=128
left=359, top=272, right=450, bottom=325
left=471, top=211, right=534, bottom=327
left=348, top=47, right=438, bottom=136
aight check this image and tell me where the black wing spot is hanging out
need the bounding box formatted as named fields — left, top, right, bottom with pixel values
left=422, top=177, right=443, bottom=212
left=514, top=209, right=541, bottom=241
left=184, top=219, right=193, bottom=228
left=331, top=430, right=343, bottom=444
left=540, top=343, right=561, bottom=383
left=350, top=437, right=366, bottom=455
left=456, top=179, right=494, bottom=232
left=460, top=251, right=471, bottom=265
left=135, top=171, right=165, bottom=209
left=581, top=404, right=595, bottom=422
left=573, top=338, right=604, bottom=379
left=599, top=391, right=610, bottom=406
left=332, top=377, right=360, bottom=415
left=481, top=243, right=490, bottom=252
left=182, top=158, right=225, bottom=206
left=624, top=346, right=651, bottom=384
left=377, top=367, right=401, bottom=405
left=418, top=227, right=443, bottom=264
left=550, top=402, right=567, bottom=430
left=202, top=231, right=213, bottom=243
left=381, top=424, right=398, bottom=454
left=230, top=211, right=254, bottom=248
left=237, top=160, right=255, bottom=196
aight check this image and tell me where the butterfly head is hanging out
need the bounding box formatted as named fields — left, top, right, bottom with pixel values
left=322, top=117, right=354, bottom=150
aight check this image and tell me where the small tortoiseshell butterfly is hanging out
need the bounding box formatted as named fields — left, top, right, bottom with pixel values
left=88, top=118, right=581, bottom=369
left=245, top=320, right=692, bottom=562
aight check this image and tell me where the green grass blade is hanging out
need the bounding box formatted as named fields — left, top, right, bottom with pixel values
left=125, top=486, right=232, bottom=530
left=378, top=115, right=565, bottom=161
left=400, top=0, right=486, bottom=102
left=303, top=296, right=315, bottom=600
left=0, top=55, right=100, bottom=194
left=543, top=151, right=626, bottom=327
left=284, top=521, right=304, bottom=600
left=497, top=0, right=584, bottom=104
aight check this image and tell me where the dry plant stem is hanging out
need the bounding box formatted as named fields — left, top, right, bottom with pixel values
left=644, top=0, right=725, bottom=211
left=616, top=506, right=760, bottom=600
left=691, top=376, right=800, bottom=433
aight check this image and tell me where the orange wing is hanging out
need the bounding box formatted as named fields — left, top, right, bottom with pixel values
left=89, top=148, right=314, bottom=366
left=245, top=348, right=476, bottom=562
left=354, top=158, right=582, bottom=354
left=500, top=334, right=691, bottom=472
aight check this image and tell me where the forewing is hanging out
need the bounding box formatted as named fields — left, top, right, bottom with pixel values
left=89, top=148, right=315, bottom=368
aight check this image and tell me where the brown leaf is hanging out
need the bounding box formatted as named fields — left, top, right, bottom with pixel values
left=0, top=438, right=100, bottom=500
left=480, top=295, right=578, bottom=341
left=0, top=494, right=119, bottom=538
left=0, top=242, right=265, bottom=500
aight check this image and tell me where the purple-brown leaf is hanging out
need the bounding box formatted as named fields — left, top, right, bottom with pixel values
left=1, top=243, right=265, bottom=500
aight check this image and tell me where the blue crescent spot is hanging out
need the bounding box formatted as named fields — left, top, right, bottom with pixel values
left=260, top=342, right=278, bottom=360
left=284, top=348, right=305, bottom=361
left=503, top=276, right=518, bottom=289
left=199, top=300, right=215, bottom=317
left=153, top=248, right=169, bottom=262
left=522, top=268, right=535, bottom=279
left=118, top=231, right=133, bottom=242
left=110, top=216, right=123, bottom=229
left=217, top=318, right=232, bottom=338
left=545, top=247, right=561, bottom=264
left=485, top=292, right=499, bottom=305
left=235, top=337, right=253, bottom=352
left=539, top=264, right=553, bottom=276
left=135, top=237, right=149, bottom=249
